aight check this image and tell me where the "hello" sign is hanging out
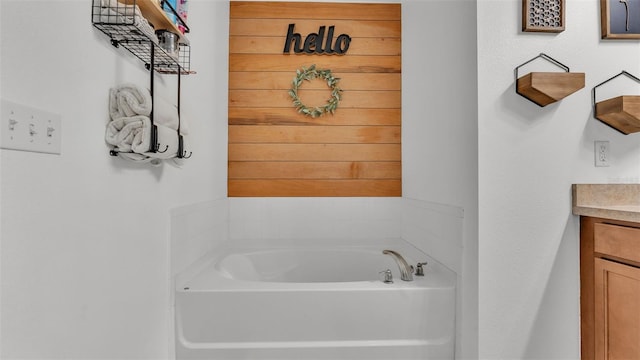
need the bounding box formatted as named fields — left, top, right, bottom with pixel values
left=283, top=24, right=352, bottom=54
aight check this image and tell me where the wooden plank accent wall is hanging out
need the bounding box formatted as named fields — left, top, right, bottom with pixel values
left=228, top=1, right=401, bottom=197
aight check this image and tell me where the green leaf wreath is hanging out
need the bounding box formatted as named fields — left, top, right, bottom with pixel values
left=288, top=64, right=342, bottom=118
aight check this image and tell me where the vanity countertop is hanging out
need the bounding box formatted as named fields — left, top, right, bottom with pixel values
left=572, top=184, right=640, bottom=223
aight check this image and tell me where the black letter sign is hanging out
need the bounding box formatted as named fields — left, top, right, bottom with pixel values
left=283, top=24, right=303, bottom=53
left=283, top=24, right=351, bottom=55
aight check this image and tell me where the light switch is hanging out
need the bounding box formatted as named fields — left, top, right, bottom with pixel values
left=1, top=99, right=61, bottom=154
left=8, top=118, right=18, bottom=130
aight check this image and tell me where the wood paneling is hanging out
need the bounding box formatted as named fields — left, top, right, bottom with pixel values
left=229, top=72, right=401, bottom=90
left=229, top=144, right=401, bottom=161
left=229, top=126, right=400, bottom=144
left=229, top=162, right=401, bottom=179
left=228, top=1, right=401, bottom=197
left=230, top=37, right=402, bottom=56
left=230, top=2, right=401, bottom=20
left=228, top=180, right=402, bottom=197
left=229, top=89, right=401, bottom=108
left=229, top=108, right=401, bottom=126
left=229, top=54, right=401, bottom=73
left=230, top=19, right=401, bottom=38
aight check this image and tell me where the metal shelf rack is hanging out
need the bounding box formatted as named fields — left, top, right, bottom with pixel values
left=91, top=0, right=192, bottom=74
left=91, top=0, right=193, bottom=159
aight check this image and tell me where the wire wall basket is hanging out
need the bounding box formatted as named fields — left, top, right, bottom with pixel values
left=91, top=0, right=192, bottom=74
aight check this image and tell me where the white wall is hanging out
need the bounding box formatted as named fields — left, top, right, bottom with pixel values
left=478, top=1, right=640, bottom=358
left=0, top=1, right=228, bottom=358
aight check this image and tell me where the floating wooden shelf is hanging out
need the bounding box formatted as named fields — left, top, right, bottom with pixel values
left=593, top=71, right=640, bottom=135
left=517, top=72, right=585, bottom=107
left=515, top=53, right=584, bottom=107
left=595, top=96, right=640, bottom=135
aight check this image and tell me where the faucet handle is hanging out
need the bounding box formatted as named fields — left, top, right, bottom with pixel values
left=415, top=262, right=428, bottom=276
left=379, top=269, right=394, bottom=284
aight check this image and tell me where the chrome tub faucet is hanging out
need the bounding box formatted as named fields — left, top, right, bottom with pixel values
left=382, top=250, right=414, bottom=281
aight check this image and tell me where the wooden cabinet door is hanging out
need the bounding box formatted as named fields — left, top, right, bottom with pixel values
left=594, top=258, right=640, bottom=360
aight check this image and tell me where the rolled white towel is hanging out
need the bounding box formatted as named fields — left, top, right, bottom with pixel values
left=115, top=83, right=152, bottom=117
left=109, top=88, right=125, bottom=120
left=121, top=116, right=153, bottom=154
left=116, top=152, right=163, bottom=167
left=117, top=152, right=149, bottom=162
left=105, top=115, right=151, bottom=152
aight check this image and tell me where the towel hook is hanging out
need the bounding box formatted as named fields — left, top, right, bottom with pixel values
left=177, top=135, right=191, bottom=159
left=156, top=144, right=169, bottom=153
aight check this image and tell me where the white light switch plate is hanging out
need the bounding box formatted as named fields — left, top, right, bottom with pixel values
left=1, top=99, right=61, bottom=154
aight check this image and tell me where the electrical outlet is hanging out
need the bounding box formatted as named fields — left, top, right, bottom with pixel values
left=595, top=140, right=609, bottom=167
left=1, top=99, right=61, bottom=154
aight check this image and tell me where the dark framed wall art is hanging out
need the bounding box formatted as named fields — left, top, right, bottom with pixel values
left=601, top=0, right=640, bottom=38
left=522, top=0, right=565, bottom=33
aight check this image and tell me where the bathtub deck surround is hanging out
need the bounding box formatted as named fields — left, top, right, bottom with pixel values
left=170, top=197, right=464, bottom=359
left=174, top=238, right=456, bottom=359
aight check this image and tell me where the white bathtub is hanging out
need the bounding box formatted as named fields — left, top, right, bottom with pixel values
left=174, top=239, right=456, bottom=359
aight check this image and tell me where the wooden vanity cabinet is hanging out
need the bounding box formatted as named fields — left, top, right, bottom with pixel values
left=581, top=217, right=640, bottom=360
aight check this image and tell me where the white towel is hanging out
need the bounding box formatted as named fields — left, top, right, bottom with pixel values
left=109, top=84, right=152, bottom=119
left=108, top=88, right=125, bottom=120
left=114, top=83, right=152, bottom=118
left=117, top=152, right=149, bottom=162
left=153, top=96, right=180, bottom=131
left=105, top=115, right=151, bottom=153
left=110, top=85, right=189, bottom=136
left=116, top=152, right=163, bottom=166
left=129, top=118, right=153, bottom=154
